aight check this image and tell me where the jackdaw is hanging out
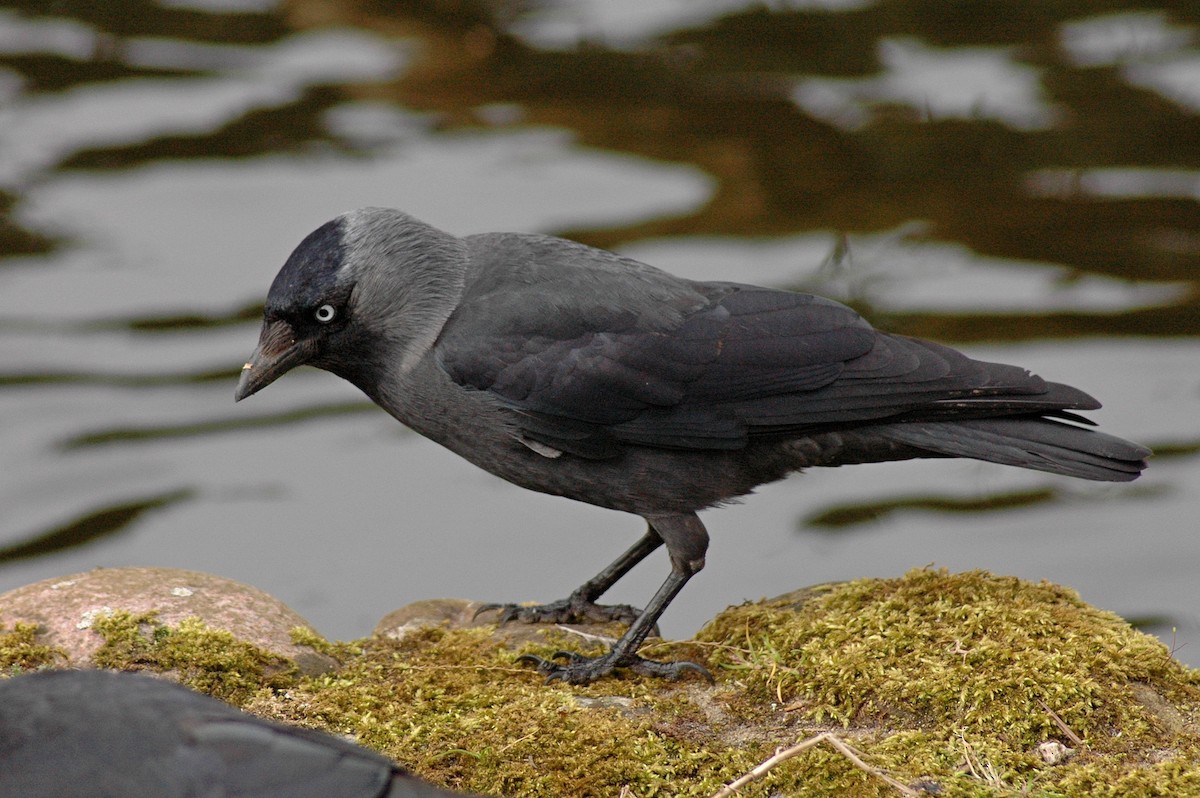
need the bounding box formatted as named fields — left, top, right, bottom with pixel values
left=0, top=669, right=480, bottom=797
left=236, top=208, right=1149, bottom=685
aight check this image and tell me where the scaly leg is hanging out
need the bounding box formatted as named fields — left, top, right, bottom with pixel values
left=476, top=526, right=664, bottom=625
left=517, top=512, right=713, bottom=685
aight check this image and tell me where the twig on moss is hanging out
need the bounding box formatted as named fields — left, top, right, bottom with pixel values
left=709, top=732, right=918, bottom=797
left=553, top=625, right=617, bottom=645
left=1037, top=699, right=1084, bottom=747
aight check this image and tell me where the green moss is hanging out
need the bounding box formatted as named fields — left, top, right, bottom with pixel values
left=696, top=568, right=1200, bottom=796
left=290, top=623, right=356, bottom=659
left=245, top=624, right=768, bottom=796
left=0, top=621, right=67, bottom=670
left=88, top=611, right=297, bottom=702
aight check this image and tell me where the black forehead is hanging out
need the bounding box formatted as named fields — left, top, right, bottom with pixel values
left=265, top=218, right=347, bottom=313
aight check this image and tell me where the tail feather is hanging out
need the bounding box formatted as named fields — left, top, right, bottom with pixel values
left=877, top=418, right=1150, bottom=482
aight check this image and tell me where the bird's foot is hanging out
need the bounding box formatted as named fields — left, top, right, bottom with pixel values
left=516, top=650, right=713, bottom=686
left=475, top=594, right=642, bottom=626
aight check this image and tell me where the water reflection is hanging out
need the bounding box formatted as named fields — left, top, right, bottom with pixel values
left=58, top=400, right=377, bottom=448
left=0, top=188, right=55, bottom=255
left=802, top=483, right=1171, bottom=532
left=805, top=487, right=1071, bottom=530
left=1, top=0, right=1197, bottom=662
left=0, top=488, right=193, bottom=565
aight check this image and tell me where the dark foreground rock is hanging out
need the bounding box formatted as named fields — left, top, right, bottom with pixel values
left=0, top=669, right=483, bottom=798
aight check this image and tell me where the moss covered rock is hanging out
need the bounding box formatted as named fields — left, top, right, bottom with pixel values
left=0, top=567, right=336, bottom=677
left=3, top=568, right=1197, bottom=796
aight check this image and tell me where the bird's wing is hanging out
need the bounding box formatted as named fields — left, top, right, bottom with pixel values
left=436, top=234, right=1090, bottom=458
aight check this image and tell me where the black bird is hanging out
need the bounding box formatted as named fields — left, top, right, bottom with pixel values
left=236, top=208, right=1149, bottom=685
left=0, top=669, right=479, bottom=798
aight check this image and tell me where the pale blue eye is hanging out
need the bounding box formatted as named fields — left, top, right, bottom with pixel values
left=314, top=304, right=336, bottom=323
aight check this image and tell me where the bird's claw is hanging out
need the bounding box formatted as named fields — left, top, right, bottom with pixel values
left=515, top=650, right=713, bottom=686
left=474, top=596, right=643, bottom=626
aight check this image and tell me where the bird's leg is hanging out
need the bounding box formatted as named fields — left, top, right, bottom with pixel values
left=476, top=526, right=663, bottom=625
left=517, top=513, right=713, bottom=685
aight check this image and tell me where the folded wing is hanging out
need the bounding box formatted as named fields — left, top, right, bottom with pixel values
left=435, top=235, right=1111, bottom=462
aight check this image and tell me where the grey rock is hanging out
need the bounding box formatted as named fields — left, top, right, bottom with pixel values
left=0, top=567, right=337, bottom=675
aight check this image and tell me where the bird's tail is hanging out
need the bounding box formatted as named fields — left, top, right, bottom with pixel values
left=876, top=417, right=1150, bottom=482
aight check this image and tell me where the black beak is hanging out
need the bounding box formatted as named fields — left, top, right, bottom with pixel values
left=234, top=318, right=316, bottom=401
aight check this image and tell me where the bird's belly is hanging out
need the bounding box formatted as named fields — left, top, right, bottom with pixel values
left=444, top=433, right=797, bottom=516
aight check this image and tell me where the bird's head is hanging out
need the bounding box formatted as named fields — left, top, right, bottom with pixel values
left=235, top=208, right=467, bottom=402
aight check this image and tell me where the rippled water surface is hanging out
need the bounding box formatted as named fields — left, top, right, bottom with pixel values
left=2, top=0, right=1198, bottom=662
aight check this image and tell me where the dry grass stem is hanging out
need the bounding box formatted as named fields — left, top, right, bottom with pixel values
left=552, top=625, right=617, bottom=645
left=709, top=732, right=919, bottom=797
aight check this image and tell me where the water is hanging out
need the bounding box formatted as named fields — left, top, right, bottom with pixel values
left=2, top=1, right=1198, bottom=664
